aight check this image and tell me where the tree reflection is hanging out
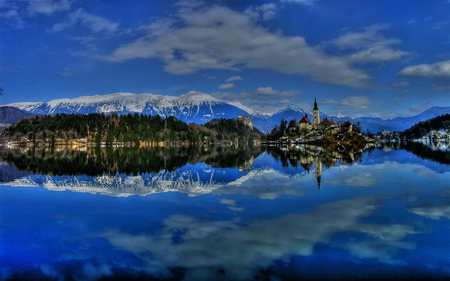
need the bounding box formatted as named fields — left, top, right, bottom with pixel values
left=0, top=145, right=263, bottom=177
left=262, top=144, right=365, bottom=169
left=2, top=141, right=447, bottom=182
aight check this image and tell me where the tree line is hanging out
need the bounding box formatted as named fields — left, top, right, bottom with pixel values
left=402, top=114, right=450, bottom=139
left=2, top=113, right=264, bottom=146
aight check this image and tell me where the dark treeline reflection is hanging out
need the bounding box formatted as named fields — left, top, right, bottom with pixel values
left=0, top=145, right=263, bottom=177
left=1, top=141, right=448, bottom=179
left=403, top=141, right=450, bottom=165
left=376, top=141, right=450, bottom=165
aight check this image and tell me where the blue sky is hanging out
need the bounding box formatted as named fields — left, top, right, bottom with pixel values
left=1, top=0, right=449, bottom=118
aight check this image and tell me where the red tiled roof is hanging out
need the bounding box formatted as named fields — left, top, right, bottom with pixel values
left=299, top=116, right=311, bottom=124
left=301, top=163, right=312, bottom=170
left=321, top=118, right=335, bottom=125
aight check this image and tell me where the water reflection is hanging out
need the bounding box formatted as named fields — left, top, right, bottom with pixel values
left=0, top=142, right=447, bottom=197
left=0, top=144, right=449, bottom=280
left=0, top=145, right=262, bottom=176
left=374, top=140, right=450, bottom=165
left=101, top=195, right=421, bottom=280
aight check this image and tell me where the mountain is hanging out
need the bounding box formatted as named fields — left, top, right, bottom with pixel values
left=5, top=91, right=267, bottom=125
left=3, top=92, right=449, bottom=133
left=0, top=106, right=37, bottom=131
left=331, top=106, right=450, bottom=133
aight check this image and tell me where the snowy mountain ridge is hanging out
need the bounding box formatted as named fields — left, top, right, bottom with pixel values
left=3, top=92, right=449, bottom=133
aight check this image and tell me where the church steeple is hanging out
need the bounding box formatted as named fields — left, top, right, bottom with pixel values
left=312, top=97, right=320, bottom=129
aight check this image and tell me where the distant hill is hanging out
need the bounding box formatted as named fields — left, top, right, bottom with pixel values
left=3, top=93, right=449, bottom=133
left=402, top=113, right=450, bottom=139
left=0, top=106, right=37, bottom=131
left=330, top=106, right=450, bottom=133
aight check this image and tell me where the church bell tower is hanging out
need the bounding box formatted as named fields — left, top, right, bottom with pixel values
left=313, top=98, right=320, bottom=129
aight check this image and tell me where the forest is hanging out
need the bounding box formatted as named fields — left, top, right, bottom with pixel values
left=1, top=113, right=264, bottom=146
left=402, top=114, right=450, bottom=139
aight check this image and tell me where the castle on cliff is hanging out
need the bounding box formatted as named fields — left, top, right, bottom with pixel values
left=237, top=115, right=253, bottom=130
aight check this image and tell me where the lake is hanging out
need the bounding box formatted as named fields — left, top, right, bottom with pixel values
left=0, top=143, right=449, bottom=280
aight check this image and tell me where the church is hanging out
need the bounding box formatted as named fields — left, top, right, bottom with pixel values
left=297, top=98, right=336, bottom=133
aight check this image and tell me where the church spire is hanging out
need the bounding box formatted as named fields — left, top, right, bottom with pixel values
left=312, top=97, right=320, bottom=129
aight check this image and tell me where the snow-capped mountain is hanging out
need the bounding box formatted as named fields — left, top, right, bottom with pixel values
left=6, top=91, right=268, bottom=125
left=3, top=92, right=449, bottom=133
left=329, top=106, right=450, bottom=133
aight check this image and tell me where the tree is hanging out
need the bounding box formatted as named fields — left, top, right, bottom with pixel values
left=353, top=121, right=362, bottom=133
left=279, top=119, right=287, bottom=135
left=288, top=119, right=297, bottom=134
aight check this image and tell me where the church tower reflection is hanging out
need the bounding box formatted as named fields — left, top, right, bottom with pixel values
left=314, top=155, right=322, bottom=190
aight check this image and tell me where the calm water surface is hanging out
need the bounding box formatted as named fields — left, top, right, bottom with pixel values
left=0, top=144, right=449, bottom=280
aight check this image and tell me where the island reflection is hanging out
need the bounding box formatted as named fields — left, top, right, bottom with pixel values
left=0, top=144, right=365, bottom=196
left=0, top=142, right=447, bottom=197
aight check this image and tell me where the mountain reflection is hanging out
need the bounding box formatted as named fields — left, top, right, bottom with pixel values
left=0, top=145, right=262, bottom=176
left=0, top=142, right=447, bottom=197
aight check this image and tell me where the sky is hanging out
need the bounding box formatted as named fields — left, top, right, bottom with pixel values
left=0, top=0, right=449, bottom=118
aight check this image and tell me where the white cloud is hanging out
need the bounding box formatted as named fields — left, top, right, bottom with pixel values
left=56, top=71, right=74, bottom=77
left=281, top=0, right=315, bottom=6
left=338, top=95, right=374, bottom=109
left=226, top=75, right=243, bottom=82
left=245, top=3, right=277, bottom=21
left=332, top=24, right=398, bottom=49
left=350, top=46, right=412, bottom=64
left=396, top=60, right=450, bottom=78
left=409, top=102, right=433, bottom=114
left=27, top=0, right=71, bottom=16
left=430, top=83, right=450, bottom=92
left=67, top=36, right=98, bottom=50
left=212, top=86, right=302, bottom=113
left=1, top=9, right=19, bottom=19
left=392, top=81, right=411, bottom=87
left=0, top=9, right=25, bottom=28
left=218, top=83, right=234, bottom=90
left=322, top=95, right=377, bottom=117
left=52, top=8, right=118, bottom=33
left=101, top=4, right=371, bottom=87
left=330, top=24, right=412, bottom=64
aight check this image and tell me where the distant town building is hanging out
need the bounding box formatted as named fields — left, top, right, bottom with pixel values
left=321, top=118, right=338, bottom=134
left=237, top=115, right=253, bottom=130
left=340, top=122, right=353, bottom=133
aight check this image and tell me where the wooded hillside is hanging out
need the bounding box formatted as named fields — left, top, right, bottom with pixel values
left=2, top=113, right=264, bottom=146
left=402, top=114, right=450, bottom=139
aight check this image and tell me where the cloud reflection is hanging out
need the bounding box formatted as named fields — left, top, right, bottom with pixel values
left=101, top=196, right=421, bottom=280
left=406, top=202, right=450, bottom=220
